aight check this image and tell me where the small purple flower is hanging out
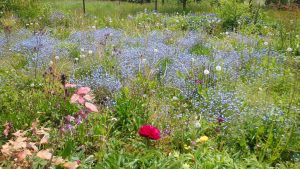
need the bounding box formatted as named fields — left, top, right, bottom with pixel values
left=195, top=79, right=203, bottom=85
left=75, top=118, right=83, bottom=125
left=65, top=115, right=75, bottom=122
left=217, top=116, right=225, bottom=124
left=163, top=128, right=171, bottom=136
left=77, top=110, right=88, bottom=119
left=60, top=127, right=66, bottom=134
left=64, top=124, right=73, bottom=130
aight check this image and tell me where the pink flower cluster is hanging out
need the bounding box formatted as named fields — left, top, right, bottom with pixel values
left=61, top=85, right=99, bottom=133
left=70, top=87, right=99, bottom=113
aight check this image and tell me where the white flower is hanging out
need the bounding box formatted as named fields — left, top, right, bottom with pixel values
left=30, top=83, right=35, bottom=87
left=204, top=69, right=210, bottom=75
left=88, top=50, right=93, bottom=54
left=92, top=25, right=96, bottom=29
left=49, top=61, right=54, bottom=66
left=287, top=47, right=293, bottom=52
left=264, top=26, right=267, bottom=29
left=264, top=42, right=268, bottom=46
left=191, top=58, right=195, bottom=62
left=80, top=48, right=84, bottom=52
left=172, top=96, right=179, bottom=101
left=216, top=65, right=222, bottom=71
left=109, top=33, right=113, bottom=36
left=55, top=56, right=59, bottom=60
left=142, top=58, right=147, bottom=63
left=75, top=58, right=79, bottom=61
left=154, top=48, right=158, bottom=53
left=30, top=23, right=33, bottom=25
left=80, top=54, right=86, bottom=58
left=225, top=32, right=229, bottom=35
left=296, top=35, right=299, bottom=38
left=143, top=94, right=147, bottom=98
left=194, top=121, right=201, bottom=128
left=26, top=23, right=29, bottom=26
left=182, top=163, right=190, bottom=169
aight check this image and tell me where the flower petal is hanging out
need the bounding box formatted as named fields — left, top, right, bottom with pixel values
left=65, top=83, right=77, bottom=88
left=70, top=94, right=80, bottom=103
left=85, top=102, right=99, bottom=112
left=76, top=87, right=91, bottom=95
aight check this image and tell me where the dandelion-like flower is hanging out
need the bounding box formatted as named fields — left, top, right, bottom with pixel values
left=88, top=50, right=93, bottom=55
left=204, top=69, right=210, bottom=75
left=287, top=47, right=293, bottom=52
left=182, top=163, right=190, bottom=169
left=55, top=56, right=59, bottom=60
left=216, top=66, right=222, bottom=71
left=172, top=96, right=179, bottom=101
left=194, top=121, right=201, bottom=128
left=263, top=42, right=268, bottom=46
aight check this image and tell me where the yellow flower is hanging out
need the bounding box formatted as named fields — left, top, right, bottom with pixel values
left=182, top=163, right=190, bottom=169
left=184, top=144, right=191, bottom=150
left=196, top=136, right=209, bottom=143
left=173, top=151, right=180, bottom=158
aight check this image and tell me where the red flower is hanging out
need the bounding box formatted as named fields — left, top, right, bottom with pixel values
left=138, top=125, right=161, bottom=140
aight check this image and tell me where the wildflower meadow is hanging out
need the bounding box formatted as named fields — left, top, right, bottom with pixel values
left=0, top=0, right=299, bottom=168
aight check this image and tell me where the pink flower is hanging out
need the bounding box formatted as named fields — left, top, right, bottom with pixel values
left=70, top=94, right=85, bottom=105
left=65, top=83, right=77, bottom=88
left=85, top=102, right=99, bottom=112
left=83, top=94, right=93, bottom=101
left=76, top=87, right=91, bottom=95
left=76, top=111, right=88, bottom=119
left=138, top=125, right=160, bottom=140
left=65, top=115, right=75, bottom=122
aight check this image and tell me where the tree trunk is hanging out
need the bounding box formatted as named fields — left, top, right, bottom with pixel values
left=162, top=0, right=164, bottom=5
left=183, top=0, right=187, bottom=10
left=83, top=0, right=86, bottom=14
left=155, top=0, right=158, bottom=11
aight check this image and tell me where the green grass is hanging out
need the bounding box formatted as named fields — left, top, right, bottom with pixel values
left=45, top=0, right=211, bottom=18
left=1, top=1, right=300, bottom=168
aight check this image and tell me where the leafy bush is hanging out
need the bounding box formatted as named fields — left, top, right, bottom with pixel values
left=216, top=0, right=250, bottom=30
